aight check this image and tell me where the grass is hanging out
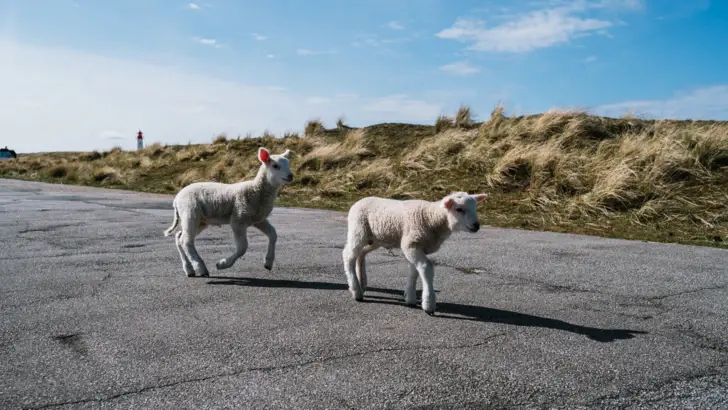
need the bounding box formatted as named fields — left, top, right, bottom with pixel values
left=2, top=106, right=727, bottom=249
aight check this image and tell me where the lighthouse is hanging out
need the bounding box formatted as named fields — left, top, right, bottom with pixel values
left=137, top=130, right=144, bottom=150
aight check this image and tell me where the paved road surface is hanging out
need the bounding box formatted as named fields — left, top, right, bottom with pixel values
left=1, top=178, right=727, bottom=409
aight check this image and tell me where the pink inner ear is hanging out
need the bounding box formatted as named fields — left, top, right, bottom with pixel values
left=443, top=198, right=454, bottom=209
left=259, top=149, right=270, bottom=163
left=474, top=194, right=488, bottom=202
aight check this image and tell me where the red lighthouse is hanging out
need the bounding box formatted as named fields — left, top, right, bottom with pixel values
left=137, top=130, right=144, bottom=150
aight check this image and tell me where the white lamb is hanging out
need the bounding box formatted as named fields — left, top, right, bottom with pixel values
left=342, top=192, right=489, bottom=314
left=163, top=147, right=294, bottom=277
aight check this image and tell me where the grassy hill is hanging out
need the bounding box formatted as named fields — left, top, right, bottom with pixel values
left=2, top=106, right=727, bottom=248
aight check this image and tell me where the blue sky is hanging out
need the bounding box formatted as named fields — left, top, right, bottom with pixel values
left=1, top=0, right=727, bottom=152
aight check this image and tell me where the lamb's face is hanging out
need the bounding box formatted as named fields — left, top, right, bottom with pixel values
left=441, top=191, right=489, bottom=233
left=258, top=147, right=294, bottom=185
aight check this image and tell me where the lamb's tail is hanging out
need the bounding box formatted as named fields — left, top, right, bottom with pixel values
left=164, top=203, right=180, bottom=237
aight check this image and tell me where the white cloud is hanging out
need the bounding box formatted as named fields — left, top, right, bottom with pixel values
left=436, top=2, right=620, bottom=53
left=252, top=33, right=267, bottom=41
left=266, top=54, right=275, bottom=59
left=306, top=97, right=331, bottom=105
left=192, top=37, right=222, bottom=48
left=584, top=55, right=597, bottom=63
left=440, top=61, right=481, bottom=76
left=0, top=39, right=443, bottom=153
left=188, top=3, right=200, bottom=10
left=387, top=21, right=405, bottom=30
left=296, top=48, right=337, bottom=56
left=594, top=85, right=728, bottom=120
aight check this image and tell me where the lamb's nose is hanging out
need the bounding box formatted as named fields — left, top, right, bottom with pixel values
left=287, top=173, right=294, bottom=180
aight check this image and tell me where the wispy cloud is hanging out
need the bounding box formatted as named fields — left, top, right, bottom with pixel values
left=188, top=3, right=200, bottom=10
left=440, top=60, right=481, bottom=76
left=266, top=54, right=275, bottom=59
left=296, top=48, right=337, bottom=56
left=192, top=37, right=222, bottom=48
left=595, top=85, right=728, bottom=120
left=252, top=33, right=267, bottom=41
left=306, top=97, right=331, bottom=105
left=435, top=0, right=641, bottom=53
left=387, top=21, right=405, bottom=30
left=351, top=33, right=415, bottom=52
left=584, top=55, right=597, bottom=63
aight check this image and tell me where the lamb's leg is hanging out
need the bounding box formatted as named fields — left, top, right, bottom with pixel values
left=404, top=262, right=418, bottom=306
left=342, top=243, right=364, bottom=301
left=175, top=231, right=195, bottom=277
left=403, top=247, right=435, bottom=315
left=356, top=245, right=376, bottom=293
left=356, top=255, right=367, bottom=293
left=216, top=223, right=248, bottom=270
left=179, top=219, right=209, bottom=277
left=253, top=219, right=277, bottom=270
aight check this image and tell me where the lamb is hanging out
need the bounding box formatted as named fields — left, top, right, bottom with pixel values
left=341, top=191, right=489, bottom=315
left=164, top=147, right=294, bottom=277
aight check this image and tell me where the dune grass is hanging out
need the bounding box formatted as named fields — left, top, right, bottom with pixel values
left=2, top=107, right=727, bottom=248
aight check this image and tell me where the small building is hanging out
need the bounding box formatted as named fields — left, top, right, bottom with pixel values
left=137, top=130, right=144, bottom=150
left=0, top=146, right=17, bottom=160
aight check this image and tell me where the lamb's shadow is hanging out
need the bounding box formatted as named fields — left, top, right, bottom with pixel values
left=434, top=303, right=646, bottom=342
left=207, top=276, right=406, bottom=296
left=207, top=276, right=646, bottom=343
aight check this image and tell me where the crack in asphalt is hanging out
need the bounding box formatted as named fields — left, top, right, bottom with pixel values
left=24, top=333, right=507, bottom=409
left=648, top=284, right=728, bottom=301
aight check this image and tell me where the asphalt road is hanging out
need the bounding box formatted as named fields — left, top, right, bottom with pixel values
left=1, top=178, right=728, bottom=409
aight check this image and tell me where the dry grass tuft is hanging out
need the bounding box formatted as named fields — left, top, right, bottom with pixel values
left=434, top=114, right=454, bottom=134
left=455, top=105, right=475, bottom=129
left=299, top=129, right=373, bottom=171
left=305, top=119, right=324, bottom=136
left=92, top=166, right=122, bottom=184
left=213, top=134, right=228, bottom=144
left=336, top=116, right=348, bottom=130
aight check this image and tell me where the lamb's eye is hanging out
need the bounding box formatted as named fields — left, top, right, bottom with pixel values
left=456, top=208, right=464, bottom=213
left=272, top=164, right=279, bottom=169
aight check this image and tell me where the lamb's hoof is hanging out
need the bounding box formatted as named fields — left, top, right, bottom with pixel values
left=186, top=272, right=196, bottom=278
left=216, top=260, right=229, bottom=270
left=422, top=302, right=436, bottom=315
left=350, top=289, right=364, bottom=302
left=264, top=264, right=272, bottom=271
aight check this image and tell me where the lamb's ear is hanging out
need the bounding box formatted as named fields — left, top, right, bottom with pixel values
left=472, top=193, right=489, bottom=202
left=281, top=149, right=291, bottom=159
left=258, top=147, right=271, bottom=164
left=441, top=197, right=454, bottom=209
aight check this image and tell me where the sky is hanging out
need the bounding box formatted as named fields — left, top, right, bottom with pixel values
left=1, top=0, right=727, bottom=153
